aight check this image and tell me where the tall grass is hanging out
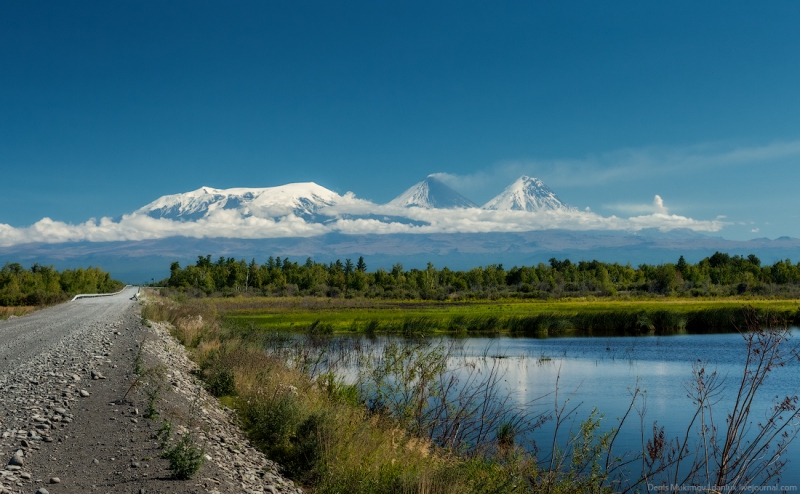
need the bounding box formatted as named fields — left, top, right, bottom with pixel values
left=0, top=306, right=35, bottom=319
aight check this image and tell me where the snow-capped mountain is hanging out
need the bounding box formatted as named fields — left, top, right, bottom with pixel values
left=138, top=183, right=342, bottom=221
left=483, top=176, right=575, bottom=212
left=388, top=176, right=477, bottom=209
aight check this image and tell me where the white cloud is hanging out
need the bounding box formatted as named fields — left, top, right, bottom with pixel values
left=0, top=192, right=729, bottom=247
left=604, top=195, right=670, bottom=215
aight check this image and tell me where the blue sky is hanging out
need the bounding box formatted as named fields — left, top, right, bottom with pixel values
left=2, top=1, right=800, bottom=240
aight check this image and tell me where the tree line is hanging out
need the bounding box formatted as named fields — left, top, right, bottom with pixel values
left=163, top=251, right=800, bottom=299
left=0, top=263, right=124, bottom=306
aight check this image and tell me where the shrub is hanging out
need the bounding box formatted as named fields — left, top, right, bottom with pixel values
left=161, top=433, right=205, bottom=480
left=205, top=368, right=236, bottom=397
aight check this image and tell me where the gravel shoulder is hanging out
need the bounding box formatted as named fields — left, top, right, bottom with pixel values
left=0, top=288, right=301, bottom=494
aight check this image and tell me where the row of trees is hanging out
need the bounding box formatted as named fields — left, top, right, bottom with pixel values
left=0, top=263, right=124, bottom=306
left=164, top=252, right=800, bottom=299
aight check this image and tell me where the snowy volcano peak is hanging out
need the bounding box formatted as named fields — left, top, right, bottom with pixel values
left=388, top=176, right=477, bottom=209
left=482, top=176, right=574, bottom=212
left=138, top=182, right=341, bottom=221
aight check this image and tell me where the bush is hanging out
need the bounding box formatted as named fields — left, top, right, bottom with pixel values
left=205, top=368, right=236, bottom=397
left=161, top=434, right=205, bottom=480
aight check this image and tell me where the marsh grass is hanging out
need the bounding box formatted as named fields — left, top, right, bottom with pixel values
left=220, top=296, right=800, bottom=336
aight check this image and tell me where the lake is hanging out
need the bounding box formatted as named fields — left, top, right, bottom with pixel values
left=298, top=330, right=800, bottom=490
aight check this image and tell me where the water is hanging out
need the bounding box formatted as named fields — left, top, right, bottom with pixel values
left=297, top=330, right=800, bottom=489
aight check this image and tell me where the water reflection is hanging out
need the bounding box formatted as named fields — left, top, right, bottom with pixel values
left=265, top=329, right=800, bottom=488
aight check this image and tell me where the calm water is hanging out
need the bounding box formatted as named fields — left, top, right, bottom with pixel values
left=317, top=330, right=800, bottom=489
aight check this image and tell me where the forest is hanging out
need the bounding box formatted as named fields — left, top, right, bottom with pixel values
left=163, top=251, right=800, bottom=299
left=0, top=263, right=124, bottom=306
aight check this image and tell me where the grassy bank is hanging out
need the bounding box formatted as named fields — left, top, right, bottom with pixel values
left=141, top=298, right=529, bottom=493
left=213, top=296, right=800, bottom=336
left=142, top=292, right=656, bottom=493
left=142, top=291, right=800, bottom=492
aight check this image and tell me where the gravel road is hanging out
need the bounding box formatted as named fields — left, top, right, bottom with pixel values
left=0, top=288, right=301, bottom=494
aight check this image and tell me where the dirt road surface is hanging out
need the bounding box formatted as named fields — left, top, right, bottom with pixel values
left=0, top=288, right=301, bottom=494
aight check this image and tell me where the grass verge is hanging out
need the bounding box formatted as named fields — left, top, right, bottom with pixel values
left=142, top=295, right=626, bottom=493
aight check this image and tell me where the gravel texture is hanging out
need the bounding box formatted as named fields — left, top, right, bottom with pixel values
left=0, top=288, right=302, bottom=494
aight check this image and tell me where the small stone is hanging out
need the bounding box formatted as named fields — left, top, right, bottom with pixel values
left=54, top=408, right=67, bottom=415
left=19, top=472, right=31, bottom=479
left=8, top=452, right=24, bottom=467
left=131, top=462, right=140, bottom=468
left=71, top=374, right=81, bottom=382
left=80, top=390, right=90, bottom=397
left=49, top=477, right=60, bottom=484
left=93, top=458, right=99, bottom=464
left=20, top=439, right=29, bottom=448
left=36, top=488, right=50, bottom=494
left=130, top=418, right=138, bottom=424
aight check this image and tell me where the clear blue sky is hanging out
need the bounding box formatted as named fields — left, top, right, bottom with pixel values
left=2, top=1, right=799, bottom=240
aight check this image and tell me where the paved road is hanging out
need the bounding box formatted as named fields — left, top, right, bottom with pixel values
left=0, top=287, right=139, bottom=374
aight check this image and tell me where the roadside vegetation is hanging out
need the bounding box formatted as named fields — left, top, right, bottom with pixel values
left=142, top=290, right=800, bottom=493
left=163, top=252, right=800, bottom=300
left=0, top=262, right=124, bottom=308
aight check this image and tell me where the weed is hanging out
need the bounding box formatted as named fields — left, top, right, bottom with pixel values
left=156, top=419, right=173, bottom=449
left=161, top=433, right=205, bottom=479
left=132, top=341, right=144, bottom=375
left=144, top=385, right=161, bottom=419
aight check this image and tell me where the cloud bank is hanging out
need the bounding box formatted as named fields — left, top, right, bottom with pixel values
left=0, top=194, right=727, bottom=247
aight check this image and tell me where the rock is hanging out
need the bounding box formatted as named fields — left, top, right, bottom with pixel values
left=36, top=488, right=50, bottom=494
left=49, top=477, right=60, bottom=484
left=54, top=407, right=67, bottom=415
left=92, top=458, right=99, bottom=464
left=71, top=374, right=81, bottom=381
left=20, top=472, right=31, bottom=479
left=8, top=451, right=23, bottom=467
left=79, top=389, right=90, bottom=397
left=131, top=462, right=140, bottom=468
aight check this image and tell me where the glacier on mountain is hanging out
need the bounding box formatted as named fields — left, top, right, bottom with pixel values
left=483, top=176, right=576, bottom=212
left=138, top=183, right=342, bottom=221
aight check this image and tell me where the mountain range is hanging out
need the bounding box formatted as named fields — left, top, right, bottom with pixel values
left=2, top=175, right=798, bottom=281
left=138, top=174, right=574, bottom=222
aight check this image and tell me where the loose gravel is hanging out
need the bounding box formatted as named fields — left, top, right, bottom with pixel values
left=0, top=288, right=302, bottom=494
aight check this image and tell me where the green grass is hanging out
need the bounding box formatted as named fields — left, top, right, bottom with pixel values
left=215, top=297, right=800, bottom=335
